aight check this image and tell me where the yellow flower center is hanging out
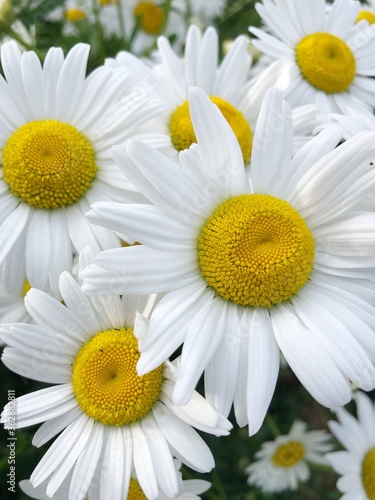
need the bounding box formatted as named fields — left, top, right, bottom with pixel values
left=169, top=96, right=253, bottom=163
left=72, top=328, right=164, bottom=426
left=357, top=10, right=375, bottom=24
left=198, top=194, right=314, bottom=308
left=22, top=280, right=31, bottom=297
left=272, top=441, right=305, bottom=468
left=99, top=0, right=117, bottom=5
left=362, top=448, right=375, bottom=499
left=65, top=8, right=87, bottom=23
left=133, top=2, right=164, bottom=35
left=2, top=120, right=97, bottom=210
left=295, top=32, right=356, bottom=93
left=128, top=478, right=147, bottom=500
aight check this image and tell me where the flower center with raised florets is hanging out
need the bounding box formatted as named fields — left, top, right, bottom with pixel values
left=295, top=32, right=356, bottom=93
left=133, top=2, right=164, bottom=35
left=272, top=441, right=305, bottom=468
left=198, top=194, right=314, bottom=308
left=169, top=96, right=253, bottom=163
left=128, top=478, right=147, bottom=500
left=362, top=448, right=375, bottom=499
left=2, top=120, right=97, bottom=209
left=72, top=328, right=164, bottom=426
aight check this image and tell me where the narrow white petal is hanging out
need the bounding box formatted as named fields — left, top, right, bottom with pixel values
left=173, top=297, right=228, bottom=405
left=152, top=402, right=214, bottom=473
left=132, top=425, right=159, bottom=500
left=142, top=417, right=180, bottom=498
left=246, top=308, right=280, bottom=435
left=251, top=87, right=294, bottom=195
left=204, top=303, right=241, bottom=417
left=271, top=303, right=351, bottom=407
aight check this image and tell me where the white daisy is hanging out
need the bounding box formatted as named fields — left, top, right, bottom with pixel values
left=99, top=0, right=186, bottom=55
left=109, top=24, right=320, bottom=165
left=1, top=250, right=230, bottom=500
left=20, top=462, right=211, bottom=499
left=0, top=41, right=164, bottom=297
left=326, top=391, right=375, bottom=500
left=246, top=420, right=332, bottom=492
left=249, top=0, right=375, bottom=114
left=82, top=86, right=375, bottom=436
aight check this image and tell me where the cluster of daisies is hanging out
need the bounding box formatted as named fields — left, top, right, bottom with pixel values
left=2, top=0, right=375, bottom=498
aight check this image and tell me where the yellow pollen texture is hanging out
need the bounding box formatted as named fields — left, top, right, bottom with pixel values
left=362, top=448, right=375, bottom=499
left=2, top=120, right=97, bottom=210
left=128, top=479, right=147, bottom=500
left=198, top=194, right=314, bottom=308
left=357, top=10, right=375, bottom=24
left=295, top=32, right=356, bottom=93
left=65, top=8, right=87, bottom=23
left=272, top=441, right=305, bottom=468
left=133, top=2, right=164, bottom=35
left=169, top=96, right=253, bottom=163
left=72, top=328, right=164, bottom=426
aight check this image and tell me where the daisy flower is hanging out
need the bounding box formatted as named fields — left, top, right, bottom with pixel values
left=82, top=86, right=375, bottom=435
left=326, top=391, right=375, bottom=500
left=0, top=250, right=231, bottom=500
left=19, top=461, right=211, bottom=499
left=249, top=0, right=375, bottom=113
left=109, top=24, right=320, bottom=166
left=0, top=41, right=164, bottom=297
left=99, top=0, right=186, bottom=55
left=246, top=421, right=332, bottom=492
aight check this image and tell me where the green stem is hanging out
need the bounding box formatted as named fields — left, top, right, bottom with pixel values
left=91, top=0, right=106, bottom=63
left=265, top=413, right=282, bottom=439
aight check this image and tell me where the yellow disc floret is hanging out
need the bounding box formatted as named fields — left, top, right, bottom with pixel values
left=72, top=328, right=163, bottom=426
left=128, top=478, right=147, bottom=500
left=2, top=120, right=97, bottom=209
left=357, top=10, right=375, bottom=24
left=22, top=280, right=31, bottom=297
left=169, top=96, right=253, bottom=163
left=295, top=32, right=356, bottom=93
left=65, top=8, right=87, bottom=23
left=362, top=448, right=375, bottom=499
left=198, top=194, right=314, bottom=308
left=133, top=2, right=164, bottom=35
left=272, top=441, right=305, bottom=468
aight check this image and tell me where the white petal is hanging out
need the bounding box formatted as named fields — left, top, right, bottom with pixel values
left=246, top=308, right=280, bottom=435
left=204, top=303, right=241, bottom=417
left=173, top=297, right=228, bottom=405
left=251, top=87, right=294, bottom=195
left=271, top=303, right=351, bottom=407
left=132, top=425, right=159, bottom=500
left=152, top=402, right=214, bottom=473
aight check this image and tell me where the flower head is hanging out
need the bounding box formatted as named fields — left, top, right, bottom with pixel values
left=326, top=391, right=375, bottom=500
left=250, top=0, right=375, bottom=114
left=246, top=421, right=332, bottom=492
left=0, top=41, right=164, bottom=297
left=1, top=248, right=231, bottom=499
left=82, top=86, right=375, bottom=435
